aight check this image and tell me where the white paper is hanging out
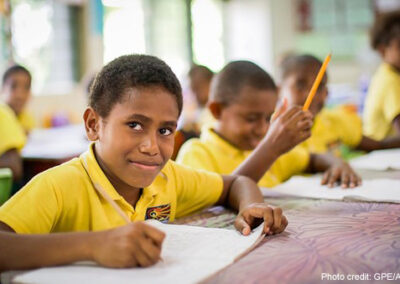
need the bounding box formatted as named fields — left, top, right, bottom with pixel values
left=22, top=124, right=90, bottom=159
left=14, top=221, right=265, bottom=284
left=262, top=176, right=400, bottom=203
left=350, top=149, right=400, bottom=171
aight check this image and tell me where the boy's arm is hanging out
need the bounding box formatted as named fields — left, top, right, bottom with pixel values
left=393, top=114, right=400, bottom=135
left=356, top=135, right=400, bottom=152
left=307, top=154, right=362, bottom=188
left=0, top=149, right=22, bottom=180
left=217, top=175, right=288, bottom=236
left=233, top=106, right=312, bottom=183
left=0, top=221, right=165, bottom=272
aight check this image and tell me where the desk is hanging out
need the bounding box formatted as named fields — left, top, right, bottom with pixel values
left=3, top=170, right=399, bottom=283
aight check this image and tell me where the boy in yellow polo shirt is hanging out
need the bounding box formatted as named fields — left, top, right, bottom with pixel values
left=0, top=102, right=26, bottom=181
left=177, top=61, right=361, bottom=188
left=1, top=65, right=36, bottom=134
left=0, top=55, right=288, bottom=271
left=363, top=11, right=400, bottom=140
left=279, top=54, right=400, bottom=154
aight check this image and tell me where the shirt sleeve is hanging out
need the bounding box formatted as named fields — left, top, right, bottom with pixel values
left=273, top=146, right=310, bottom=182
left=336, top=108, right=363, bottom=147
left=0, top=105, right=26, bottom=155
left=383, top=82, right=400, bottom=124
left=172, top=162, right=223, bottom=218
left=176, top=139, right=219, bottom=172
left=0, top=174, right=62, bottom=233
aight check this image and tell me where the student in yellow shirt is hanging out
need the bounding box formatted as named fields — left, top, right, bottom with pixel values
left=177, top=61, right=361, bottom=188
left=363, top=11, right=400, bottom=140
left=1, top=65, right=35, bottom=134
left=0, top=55, right=287, bottom=271
left=279, top=54, right=400, bottom=154
left=0, top=102, right=26, bottom=181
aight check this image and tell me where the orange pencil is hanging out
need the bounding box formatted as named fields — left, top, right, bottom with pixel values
left=303, top=53, right=332, bottom=111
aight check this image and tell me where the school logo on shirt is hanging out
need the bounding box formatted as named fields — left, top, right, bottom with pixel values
left=145, top=204, right=171, bottom=223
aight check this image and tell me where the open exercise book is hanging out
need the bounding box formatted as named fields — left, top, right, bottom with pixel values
left=350, top=149, right=400, bottom=171
left=13, top=221, right=265, bottom=284
left=262, top=176, right=400, bottom=203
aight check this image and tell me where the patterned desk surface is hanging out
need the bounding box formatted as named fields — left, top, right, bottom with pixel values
left=174, top=170, right=400, bottom=284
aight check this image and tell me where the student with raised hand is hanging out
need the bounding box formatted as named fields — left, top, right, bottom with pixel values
left=176, top=60, right=361, bottom=188
left=2, top=65, right=35, bottom=134
left=0, top=55, right=287, bottom=272
left=363, top=11, right=400, bottom=140
left=280, top=54, right=400, bottom=154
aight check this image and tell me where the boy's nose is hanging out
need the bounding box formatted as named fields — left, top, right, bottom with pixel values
left=139, top=134, right=160, bottom=156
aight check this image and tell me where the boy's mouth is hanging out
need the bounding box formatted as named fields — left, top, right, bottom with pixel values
left=128, top=160, right=162, bottom=171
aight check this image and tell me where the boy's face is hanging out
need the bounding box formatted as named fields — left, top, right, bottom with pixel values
left=2, top=71, right=31, bottom=115
left=87, top=86, right=179, bottom=190
left=189, top=74, right=211, bottom=107
left=281, top=64, right=328, bottom=117
left=217, top=86, right=277, bottom=151
left=382, top=36, right=400, bottom=70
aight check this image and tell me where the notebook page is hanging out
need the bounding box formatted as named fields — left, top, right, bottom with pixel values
left=14, top=221, right=265, bottom=284
left=350, top=149, right=400, bottom=171
left=262, top=176, right=400, bottom=203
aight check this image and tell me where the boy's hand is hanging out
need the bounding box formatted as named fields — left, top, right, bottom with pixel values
left=234, top=203, right=288, bottom=236
left=266, top=104, right=313, bottom=156
left=321, top=161, right=362, bottom=188
left=91, top=222, right=165, bottom=268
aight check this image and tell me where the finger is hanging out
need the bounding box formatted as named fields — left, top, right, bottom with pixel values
left=134, top=245, right=154, bottom=267
left=328, top=168, right=341, bottom=188
left=349, top=173, right=360, bottom=188
left=142, top=223, right=166, bottom=248
left=276, top=215, right=288, bottom=234
left=341, top=171, right=350, bottom=189
left=357, top=175, right=362, bottom=186
left=271, top=208, right=282, bottom=233
left=296, top=118, right=314, bottom=131
left=138, top=237, right=162, bottom=265
left=234, top=215, right=251, bottom=236
left=321, top=170, right=330, bottom=185
left=271, top=97, right=289, bottom=121
left=262, top=207, right=274, bottom=234
left=280, top=106, right=303, bottom=123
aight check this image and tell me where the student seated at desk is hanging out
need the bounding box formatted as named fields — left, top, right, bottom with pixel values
left=0, top=102, right=26, bottom=181
left=279, top=54, right=400, bottom=154
left=1, top=65, right=35, bottom=134
left=176, top=61, right=361, bottom=188
left=363, top=11, right=400, bottom=140
left=0, top=55, right=287, bottom=271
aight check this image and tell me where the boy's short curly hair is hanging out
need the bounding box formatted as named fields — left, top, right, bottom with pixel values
left=89, top=54, right=182, bottom=118
left=210, top=61, right=276, bottom=105
left=280, top=54, right=322, bottom=81
left=370, top=11, right=400, bottom=50
left=2, top=65, right=31, bottom=86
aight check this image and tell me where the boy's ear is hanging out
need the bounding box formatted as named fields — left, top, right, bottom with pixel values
left=83, top=107, right=100, bottom=141
left=208, top=101, right=223, bottom=119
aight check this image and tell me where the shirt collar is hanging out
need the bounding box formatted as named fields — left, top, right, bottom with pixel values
left=200, top=127, right=249, bottom=158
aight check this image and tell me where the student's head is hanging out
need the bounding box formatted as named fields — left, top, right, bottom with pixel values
left=1, top=65, right=32, bottom=115
left=279, top=54, right=328, bottom=117
left=84, top=54, right=182, bottom=189
left=371, top=11, right=400, bottom=69
left=188, top=65, right=213, bottom=107
left=209, top=60, right=277, bottom=151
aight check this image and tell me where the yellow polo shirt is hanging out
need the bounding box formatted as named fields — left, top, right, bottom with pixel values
left=363, top=63, right=400, bottom=140
left=301, top=106, right=362, bottom=155
left=176, top=128, right=310, bottom=188
left=18, top=109, right=35, bottom=133
left=0, top=143, right=223, bottom=234
left=0, top=103, right=26, bottom=156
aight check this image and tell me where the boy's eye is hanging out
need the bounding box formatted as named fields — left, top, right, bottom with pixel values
left=159, top=128, right=173, bottom=136
left=128, top=122, right=143, bottom=130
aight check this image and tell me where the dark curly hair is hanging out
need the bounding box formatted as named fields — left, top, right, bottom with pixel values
left=89, top=54, right=182, bottom=118
left=370, top=11, right=400, bottom=50
left=210, top=60, right=276, bottom=105
left=2, top=65, right=31, bottom=86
